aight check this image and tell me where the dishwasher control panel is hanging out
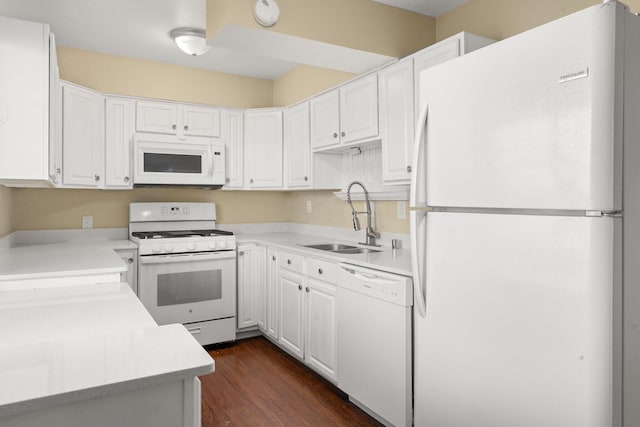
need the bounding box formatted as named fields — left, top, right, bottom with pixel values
left=337, top=263, right=413, bottom=306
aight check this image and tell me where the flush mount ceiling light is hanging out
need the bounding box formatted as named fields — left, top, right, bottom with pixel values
left=170, top=28, right=210, bottom=56
left=253, top=0, right=280, bottom=27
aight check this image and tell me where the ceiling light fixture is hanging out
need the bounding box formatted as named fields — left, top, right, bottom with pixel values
left=170, top=28, right=210, bottom=56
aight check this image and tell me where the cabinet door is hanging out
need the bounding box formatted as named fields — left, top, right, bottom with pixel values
left=183, top=105, right=221, bottom=137
left=305, top=278, right=338, bottom=382
left=339, top=74, right=378, bottom=144
left=105, top=97, right=135, bottom=188
left=0, top=17, right=50, bottom=183
left=309, top=90, right=340, bottom=150
left=244, top=110, right=283, bottom=188
left=279, top=270, right=305, bottom=359
left=380, top=59, right=415, bottom=184
left=284, top=102, right=311, bottom=188
left=237, top=244, right=266, bottom=329
left=413, top=37, right=460, bottom=120
left=136, top=100, right=178, bottom=135
left=221, top=109, right=244, bottom=188
left=265, top=248, right=279, bottom=338
left=62, top=83, right=104, bottom=187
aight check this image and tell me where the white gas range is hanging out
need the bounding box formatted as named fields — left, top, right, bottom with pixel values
left=129, top=202, right=236, bottom=346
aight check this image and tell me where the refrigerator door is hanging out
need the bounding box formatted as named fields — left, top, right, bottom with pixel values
left=414, top=211, right=619, bottom=427
left=417, top=2, right=623, bottom=211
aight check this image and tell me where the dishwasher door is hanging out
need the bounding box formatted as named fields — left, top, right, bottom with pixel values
left=337, top=263, right=413, bottom=427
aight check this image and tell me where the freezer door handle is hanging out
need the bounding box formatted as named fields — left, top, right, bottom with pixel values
left=410, top=209, right=427, bottom=317
left=410, top=103, right=428, bottom=208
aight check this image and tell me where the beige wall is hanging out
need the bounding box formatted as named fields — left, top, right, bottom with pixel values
left=58, top=47, right=273, bottom=108
left=207, top=0, right=436, bottom=58
left=0, top=186, right=12, bottom=237
left=273, top=65, right=356, bottom=107
left=435, top=0, right=640, bottom=41
left=13, top=189, right=289, bottom=230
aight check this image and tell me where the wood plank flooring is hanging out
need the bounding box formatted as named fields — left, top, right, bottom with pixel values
left=200, top=336, right=382, bottom=427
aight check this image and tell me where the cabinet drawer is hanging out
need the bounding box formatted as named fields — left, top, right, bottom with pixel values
left=279, top=251, right=305, bottom=274
left=307, top=258, right=337, bottom=283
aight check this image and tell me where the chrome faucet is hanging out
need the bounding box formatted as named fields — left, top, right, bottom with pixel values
left=346, top=181, right=380, bottom=247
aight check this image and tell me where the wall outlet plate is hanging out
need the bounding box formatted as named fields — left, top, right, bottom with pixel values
left=82, top=215, right=93, bottom=229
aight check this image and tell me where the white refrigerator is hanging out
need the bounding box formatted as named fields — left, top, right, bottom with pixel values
left=410, top=2, right=640, bottom=426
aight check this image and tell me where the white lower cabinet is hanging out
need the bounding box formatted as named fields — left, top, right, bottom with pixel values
left=114, top=248, right=138, bottom=294
left=263, top=248, right=279, bottom=339
left=279, top=269, right=306, bottom=358
left=305, top=275, right=338, bottom=382
left=237, top=244, right=266, bottom=329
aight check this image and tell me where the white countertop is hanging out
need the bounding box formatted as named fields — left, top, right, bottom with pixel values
left=0, top=282, right=214, bottom=418
left=0, top=240, right=134, bottom=282
left=237, top=232, right=412, bottom=276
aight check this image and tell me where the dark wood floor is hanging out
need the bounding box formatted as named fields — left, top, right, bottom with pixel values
left=200, top=336, right=382, bottom=427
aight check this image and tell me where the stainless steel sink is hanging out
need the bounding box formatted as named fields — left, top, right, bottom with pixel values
left=302, top=243, right=381, bottom=254
left=333, top=248, right=381, bottom=254
left=303, top=243, right=359, bottom=251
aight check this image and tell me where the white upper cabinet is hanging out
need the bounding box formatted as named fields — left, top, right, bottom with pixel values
left=0, top=16, right=58, bottom=187
left=61, top=82, right=104, bottom=188
left=339, top=74, right=379, bottom=144
left=221, top=109, right=244, bottom=189
left=104, top=97, right=135, bottom=189
left=136, top=100, right=220, bottom=138
left=380, top=58, right=415, bottom=184
left=284, top=102, right=311, bottom=188
left=244, top=110, right=283, bottom=189
left=310, top=74, right=379, bottom=151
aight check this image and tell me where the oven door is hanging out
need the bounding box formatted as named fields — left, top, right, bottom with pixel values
left=133, top=134, right=225, bottom=186
left=138, top=250, right=236, bottom=325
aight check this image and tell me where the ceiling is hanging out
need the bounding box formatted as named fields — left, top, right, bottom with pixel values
left=0, top=0, right=469, bottom=80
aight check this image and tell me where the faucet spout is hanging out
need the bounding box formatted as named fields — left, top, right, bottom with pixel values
left=346, top=181, right=380, bottom=247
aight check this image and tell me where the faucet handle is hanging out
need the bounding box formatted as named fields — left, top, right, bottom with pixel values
left=352, top=212, right=361, bottom=231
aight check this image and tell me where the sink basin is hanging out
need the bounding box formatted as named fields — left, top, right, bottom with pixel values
left=333, top=248, right=381, bottom=254
left=303, top=243, right=359, bottom=251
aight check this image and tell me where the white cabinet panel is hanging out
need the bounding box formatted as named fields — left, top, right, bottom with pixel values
left=105, top=97, right=135, bottom=189
left=61, top=83, right=104, bottom=187
left=305, top=277, right=338, bottom=382
left=135, top=100, right=178, bottom=135
left=183, top=105, right=220, bottom=138
left=115, top=248, right=138, bottom=294
left=310, top=90, right=340, bottom=150
left=221, top=110, right=244, bottom=188
left=284, top=102, right=311, bottom=188
left=279, top=270, right=305, bottom=359
left=380, top=58, right=414, bottom=184
left=244, top=110, right=283, bottom=188
left=237, top=244, right=266, bottom=329
left=265, top=248, right=279, bottom=339
left=340, top=74, right=378, bottom=144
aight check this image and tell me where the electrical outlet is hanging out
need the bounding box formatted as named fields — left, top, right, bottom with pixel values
left=306, top=200, right=312, bottom=214
left=82, top=215, right=93, bottom=229
left=397, top=201, right=406, bottom=219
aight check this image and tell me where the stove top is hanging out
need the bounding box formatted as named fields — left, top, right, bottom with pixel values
left=131, top=229, right=234, bottom=240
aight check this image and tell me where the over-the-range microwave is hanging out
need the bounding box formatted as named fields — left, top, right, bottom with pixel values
left=133, top=134, right=225, bottom=188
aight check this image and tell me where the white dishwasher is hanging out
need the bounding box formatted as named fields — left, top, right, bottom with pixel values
left=337, top=263, right=413, bottom=427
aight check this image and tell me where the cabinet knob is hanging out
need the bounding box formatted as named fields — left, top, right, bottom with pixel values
left=305, top=287, right=310, bottom=293
left=333, top=132, right=338, bottom=138
left=225, top=177, right=230, bottom=183
left=304, top=176, right=308, bottom=181
left=298, top=284, right=303, bottom=291
left=127, top=258, right=134, bottom=264
left=94, top=175, right=100, bottom=181
left=287, top=259, right=292, bottom=265
left=250, top=178, right=254, bottom=184
left=272, top=255, right=276, bottom=261
left=318, top=268, right=323, bottom=275
left=56, top=167, right=61, bottom=174
left=172, top=124, right=177, bottom=130
left=406, top=166, right=412, bottom=173
left=341, top=131, right=346, bottom=137
left=184, top=125, right=189, bottom=131
left=239, top=251, right=244, bottom=256
left=124, top=176, right=130, bottom=182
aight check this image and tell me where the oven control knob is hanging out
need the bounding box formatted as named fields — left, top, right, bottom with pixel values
left=152, top=244, right=162, bottom=253
left=187, top=242, right=196, bottom=251
left=218, top=241, right=227, bottom=249
left=164, top=244, right=174, bottom=253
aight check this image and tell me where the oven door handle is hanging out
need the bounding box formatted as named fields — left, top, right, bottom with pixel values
left=139, top=251, right=236, bottom=264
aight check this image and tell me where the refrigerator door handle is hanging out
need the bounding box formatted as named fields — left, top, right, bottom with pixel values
left=410, top=209, right=427, bottom=317
left=410, top=103, right=428, bottom=208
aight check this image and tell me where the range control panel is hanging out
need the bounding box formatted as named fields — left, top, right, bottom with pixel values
left=162, top=206, right=190, bottom=216
left=129, top=202, right=216, bottom=222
